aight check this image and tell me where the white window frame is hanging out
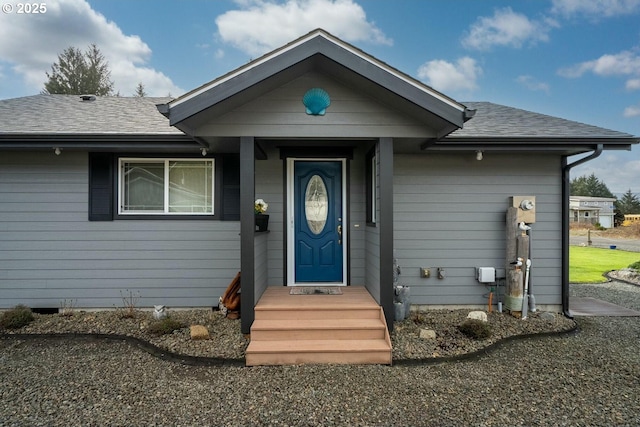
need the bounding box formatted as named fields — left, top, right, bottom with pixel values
left=118, top=158, right=215, bottom=215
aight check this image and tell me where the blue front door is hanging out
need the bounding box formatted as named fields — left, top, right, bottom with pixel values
left=294, top=161, right=344, bottom=283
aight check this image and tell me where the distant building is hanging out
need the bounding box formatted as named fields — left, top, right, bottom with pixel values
left=570, top=196, right=617, bottom=228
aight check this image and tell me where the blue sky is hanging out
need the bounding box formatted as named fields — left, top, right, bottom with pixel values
left=1, top=0, right=639, bottom=194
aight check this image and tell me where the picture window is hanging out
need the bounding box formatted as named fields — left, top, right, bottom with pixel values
left=119, top=158, right=214, bottom=215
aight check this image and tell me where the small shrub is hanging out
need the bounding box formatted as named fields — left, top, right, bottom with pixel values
left=118, top=289, right=141, bottom=318
left=148, top=317, right=185, bottom=336
left=411, top=311, right=427, bottom=325
left=458, top=319, right=492, bottom=340
left=628, top=261, right=640, bottom=271
left=0, top=305, right=35, bottom=330
left=59, top=299, right=77, bottom=317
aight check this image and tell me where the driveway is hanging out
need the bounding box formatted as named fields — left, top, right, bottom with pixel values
left=570, top=234, right=640, bottom=252
left=571, top=296, right=640, bottom=316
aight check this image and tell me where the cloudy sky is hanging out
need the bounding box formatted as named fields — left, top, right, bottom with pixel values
left=0, top=0, right=639, bottom=194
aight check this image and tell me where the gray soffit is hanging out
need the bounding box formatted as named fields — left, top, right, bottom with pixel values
left=0, top=134, right=198, bottom=152
left=161, top=29, right=470, bottom=132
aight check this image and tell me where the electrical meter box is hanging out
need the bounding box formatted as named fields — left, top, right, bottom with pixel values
left=510, top=196, right=536, bottom=224
left=477, top=267, right=496, bottom=283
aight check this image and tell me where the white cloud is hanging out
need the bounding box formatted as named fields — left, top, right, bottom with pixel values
left=0, top=0, right=183, bottom=96
left=558, top=50, right=640, bottom=92
left=215, top=0, right=392, bottom=57
left=462, top=7, right=556, bottom=51
left=624, top=104, right=640, bottom=117
left=551, top=0, right=640, bottom=18
left=516, top=75, right=551, bottom=94
left=559, top=50, right=640, bottom=78
left=417, top=57, right=482, bottom=93
left=626, top=78, right=640, bottom=91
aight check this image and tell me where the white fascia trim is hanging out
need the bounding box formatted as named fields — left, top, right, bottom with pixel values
left=169, top=30, right=465, bottom=113
left=325, top=34, right=465, bottom=113
left=169, top=32, right=326, bottom=108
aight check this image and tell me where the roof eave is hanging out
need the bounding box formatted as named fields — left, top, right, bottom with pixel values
left=422, top=136, right=638, bottom=152
left=0, top=134, right=199, bottom=151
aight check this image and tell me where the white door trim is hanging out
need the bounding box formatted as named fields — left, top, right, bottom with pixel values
left=286, top=158, right=347, bottom=286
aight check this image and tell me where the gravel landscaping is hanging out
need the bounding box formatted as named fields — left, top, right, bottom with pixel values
left=2, top=304, right=576, bottom=363
left=1, top=281, right=639, bottom=426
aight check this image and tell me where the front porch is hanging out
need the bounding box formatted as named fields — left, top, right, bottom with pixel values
left=157, top=29, right=471, bottom=338
left=245, top=286, right=392, bottom=366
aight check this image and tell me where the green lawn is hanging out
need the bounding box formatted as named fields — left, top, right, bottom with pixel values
left=570, top=246, right=640, bottom=283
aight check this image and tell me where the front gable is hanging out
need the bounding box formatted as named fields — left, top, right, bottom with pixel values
left=189, top=70, right=440, bottom=139
left=159, top=29, right=472, bottom=142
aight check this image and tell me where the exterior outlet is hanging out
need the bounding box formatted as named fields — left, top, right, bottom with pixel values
left=420, top=268, right=431, bottom=278
left=477, top=267, right=496, bottom=283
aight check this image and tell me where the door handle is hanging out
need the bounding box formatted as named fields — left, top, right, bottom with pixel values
left=337, top=225, right=342, bottom=245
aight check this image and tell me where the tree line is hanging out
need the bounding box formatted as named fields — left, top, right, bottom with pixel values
left=571, top=173, right=640, bottom=217
left=42, top=44, right=147, bottom=97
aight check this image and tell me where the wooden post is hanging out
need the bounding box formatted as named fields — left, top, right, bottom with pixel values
left=505, top=208, right=518, bottom=269
left=517, top=234, right=529, bottom=263
left=505, top=207, right=524, bottom=317
left=506, top=269, right=523, bottom=318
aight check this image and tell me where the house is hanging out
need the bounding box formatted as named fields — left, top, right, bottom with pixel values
left=569, top=196, right=617, bottom=228
left=1, top=29, right=638, bottom=357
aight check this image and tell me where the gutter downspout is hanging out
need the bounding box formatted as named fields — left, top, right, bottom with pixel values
left=561, top=144, right=603, bottom=318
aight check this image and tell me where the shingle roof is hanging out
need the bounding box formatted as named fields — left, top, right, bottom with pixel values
left=452, top=102, right=634, bottom=139
left=0, top=94, right=183, bottom=135
left=0, top=96, right=635, bottom=144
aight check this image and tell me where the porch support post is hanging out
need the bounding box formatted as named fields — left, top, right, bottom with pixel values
left=378, top=137, right=394, bottom=332
left=240, top=136, right=255, bottom=334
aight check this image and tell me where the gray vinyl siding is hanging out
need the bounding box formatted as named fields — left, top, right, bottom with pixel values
left=0, top=151, right=240, bottom=309
left=393, top=153, right=562, bottom=307
left=255, top=146, right=285, bottom=286
left=364, top=144, right=380, bottom=298
left=254, top=232, right=269, bottom=303
left=193, top=71, right=437, bottom=139
left=348, top=145, right=368, bottom=286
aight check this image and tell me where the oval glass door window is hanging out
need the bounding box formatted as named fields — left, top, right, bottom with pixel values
left=305, top=175, right=328, bottom=234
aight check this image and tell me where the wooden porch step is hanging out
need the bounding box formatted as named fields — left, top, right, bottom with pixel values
left=254, top=306, right=381, bottom=320
left=246, top=339, right=392, bottom=366
left=251, top=318, right=386, bottom=340
left=246, top=287, right=392, bottom=366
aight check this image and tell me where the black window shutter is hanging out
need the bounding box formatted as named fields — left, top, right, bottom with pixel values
left=88, top=153, right=114, bottom=221
left=221, top=154, right=240, bottom=221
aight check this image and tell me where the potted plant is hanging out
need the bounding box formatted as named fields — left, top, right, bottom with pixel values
left=255, top=198, right=269, bottom=232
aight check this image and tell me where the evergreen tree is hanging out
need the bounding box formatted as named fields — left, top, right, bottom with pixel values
left=617, top=189, right=640, bottom=214
left=570, top=173, right=615, bottom=198
left=134, top=82, right=147, bottom=97
left=43, top=44, right=114, bottom=96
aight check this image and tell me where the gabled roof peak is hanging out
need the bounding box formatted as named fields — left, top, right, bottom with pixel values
left=162, top=28, right=469, bottom=131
